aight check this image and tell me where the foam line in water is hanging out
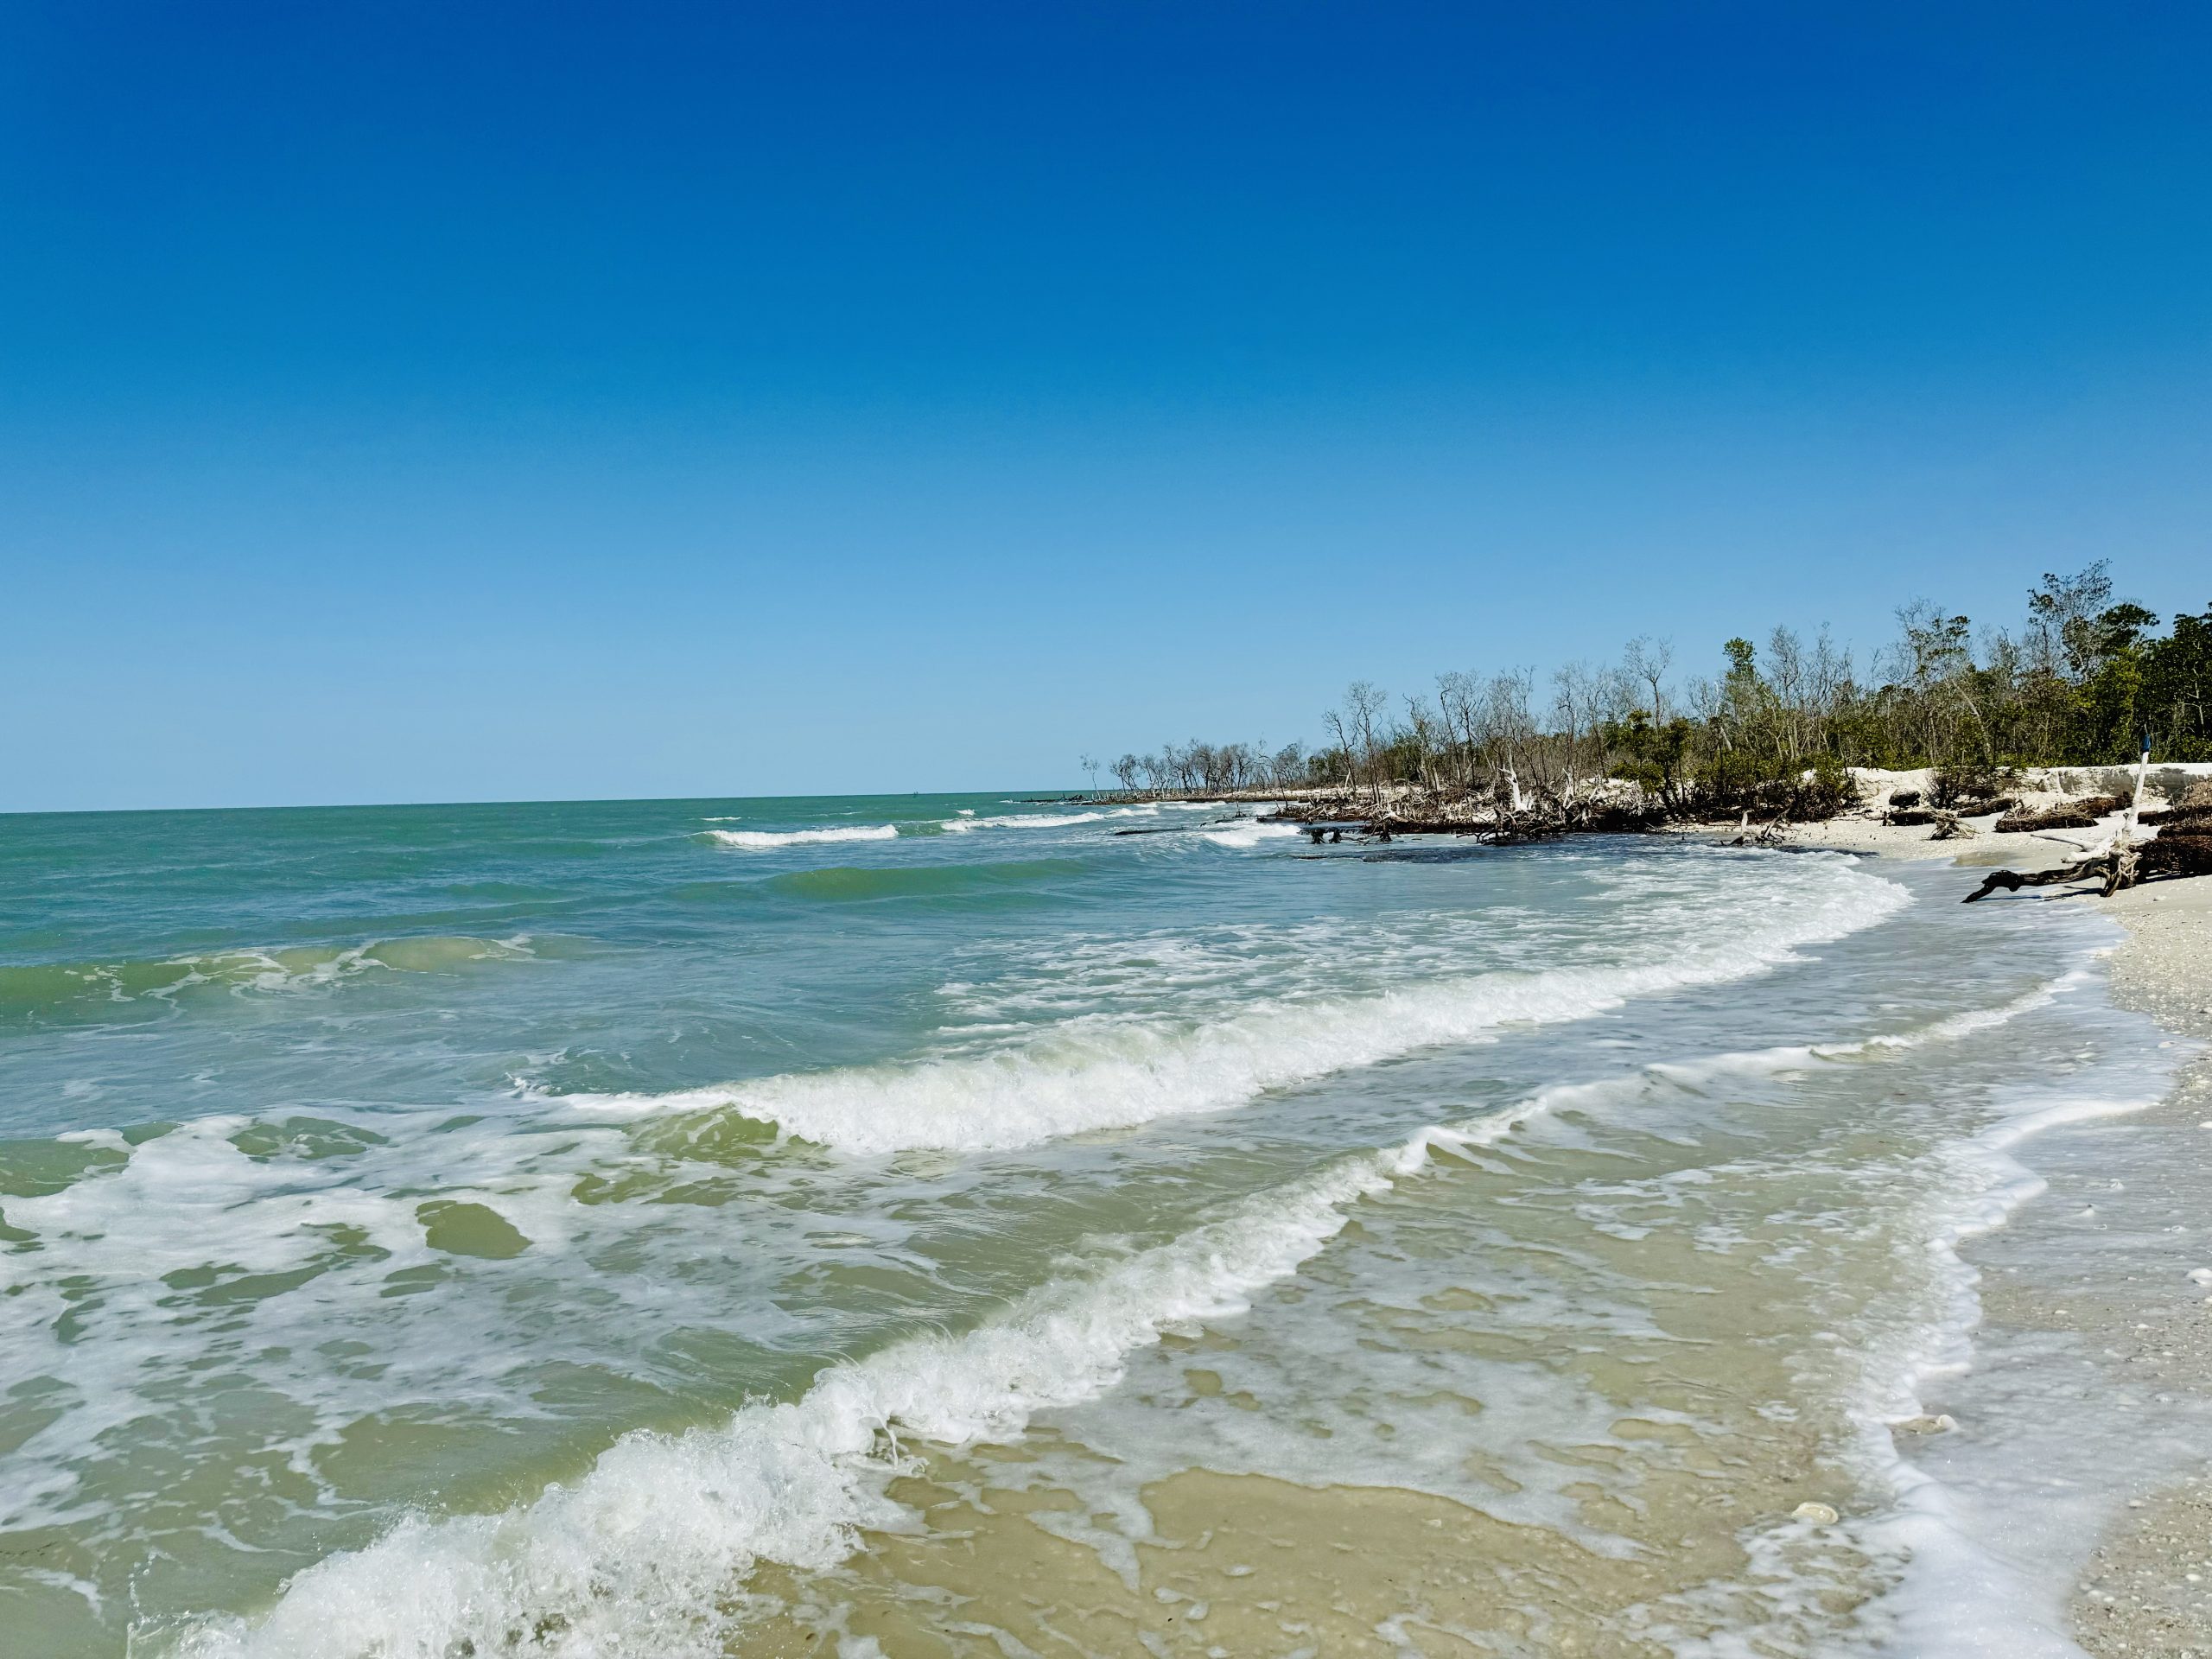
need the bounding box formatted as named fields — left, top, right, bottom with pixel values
left=159, top=1128, right=1468, bottom=1659
left=561, top=859, right=1911, bottom=1154
left=1625, top=965, right=2095, bottom=1088
left=705, top=825, right=900, bottom=849
left=940, top=806, right=1223, bottom=833
left=1829, top=1090, right=2162, bottom=1659
left=1199, top=821, right=1302, bottom=849
left=1813, top=966, right=2095, bottom=1058
left=943, top=810, right=1106, bottom=831
left=144, top=942, right=2107, bottom=1659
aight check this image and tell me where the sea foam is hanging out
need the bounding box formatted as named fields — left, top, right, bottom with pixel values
left=563, top=855, right=1911, bottom=1155
left=706, top=824, right=900, bottom=849
left=160, top=1132, right=1450, bottom=1658
left=153, top=883, right=2094, bottom=1659
left=1199, top=820, right=1301, bottom=848
left=942, top=810, right=1107, bottom=831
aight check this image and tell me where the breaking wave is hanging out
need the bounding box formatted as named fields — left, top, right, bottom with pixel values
left=560, top=856, right=1910, bottom=1154
left=158, top=1115, right=1501, bottom=1659
left=1200, top=821, right=1302, bottom=849
left=705, top=825, right=901, bottom=849
left=943, top=810, right=1107, bottom=832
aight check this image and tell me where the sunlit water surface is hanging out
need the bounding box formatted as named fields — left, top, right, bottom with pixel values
left=0, top=795, right=2183, bottom=1656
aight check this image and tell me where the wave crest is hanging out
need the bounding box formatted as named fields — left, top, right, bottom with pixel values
left=563, top=859, right=1910, bottom=1154
left=705, top=825, right=900, bottom=849
left=161, top=1121, right=1470, bottom=1659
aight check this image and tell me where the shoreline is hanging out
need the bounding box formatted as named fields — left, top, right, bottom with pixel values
left=1747, top=813, right=2212, bottom=1655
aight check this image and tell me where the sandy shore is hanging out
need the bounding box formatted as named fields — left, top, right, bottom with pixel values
left=1748, top=811, right=2212, bottom=1656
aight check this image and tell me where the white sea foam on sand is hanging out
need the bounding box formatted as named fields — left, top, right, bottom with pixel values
left=162, top=998, right=2109, bottom=1659
left=156, top=898, right=2171, bottom=1659
left=160, top=1135, right=1452, bottom=1659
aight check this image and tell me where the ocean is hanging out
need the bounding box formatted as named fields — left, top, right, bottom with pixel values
left=0, top=795, right=2188, bottom=1656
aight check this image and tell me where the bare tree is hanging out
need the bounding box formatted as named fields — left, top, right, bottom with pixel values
left=1328, top=682, right=1389, bottom=799
left=1480, top=671, right=1537, bottom=813
left=1436, top=671, right=1484, bottom=791
left=1551, top=662, right=1602, bottom=804
left=1624, top=636, right=1675, bottom=723
left=1402, top=696, right=1445, bottom=791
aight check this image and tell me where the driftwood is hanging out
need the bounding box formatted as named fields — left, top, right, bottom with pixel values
left=2139, top=804, right=2212, bottom=830
left=1964, top=833, right=2212, bottom=902
left=1891, top=797, right=2012, bottom=826
left=1993, top=794, right=2128, bottom=834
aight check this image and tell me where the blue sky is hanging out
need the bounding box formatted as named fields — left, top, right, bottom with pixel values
left=4, top=2, right=2209, bottom=810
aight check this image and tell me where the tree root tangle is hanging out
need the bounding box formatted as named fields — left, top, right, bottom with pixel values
left=1963, top=834, right=2212, bottom=902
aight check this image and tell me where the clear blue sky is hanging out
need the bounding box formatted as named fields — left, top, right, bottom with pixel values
left=4, top=2, right=2208, bottom=810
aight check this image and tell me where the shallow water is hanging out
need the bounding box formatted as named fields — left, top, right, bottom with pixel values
left=0, top=795, right=2182, bottom=1656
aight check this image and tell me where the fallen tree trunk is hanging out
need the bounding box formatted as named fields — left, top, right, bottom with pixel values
left=2139, top=804, right=2212, bottom=830
left=1993, top=794, right=2128, bottom=834
left=1963, top=833, right=2212, bottom=902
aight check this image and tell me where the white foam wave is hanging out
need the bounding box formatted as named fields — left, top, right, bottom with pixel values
left=707, top=825, right=899, bottom=849
left=563, top=859, right=1910, bottom=1154
left=942, top=811, right=1106, bottom=832
left=1815, top=966, right=2094, bottom=1058
left=1629, top=966, right=2094, bottom=1087
left=1833, top=1088, right=2165, bottom=1658
left=144, top=900, right=2094, bottom=1659
left=1200, top=821, right=1300, bottom=849
left=162, top=1127, right=1478, bottom=1659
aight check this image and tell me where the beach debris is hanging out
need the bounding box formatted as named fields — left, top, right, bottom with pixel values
left=1993, top=794, right=2129, bottom=833
left=1963, top=831, right=2212, bottom=901
left=1791, top=1502, right=1840, bottom=1524
left=1896, top=1414, right=1959, bottom=1434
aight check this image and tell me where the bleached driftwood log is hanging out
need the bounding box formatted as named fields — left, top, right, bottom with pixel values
left=1963, top=834, right=2212, bottom=902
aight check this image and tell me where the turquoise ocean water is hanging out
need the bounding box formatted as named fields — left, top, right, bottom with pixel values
left=0, top=795, right=2187, bottom=1656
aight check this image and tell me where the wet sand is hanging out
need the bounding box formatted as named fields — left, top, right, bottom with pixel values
left=1763, top=812, right=2212, bottom=1656
left=2062, top=874, right=2212, bottom=1659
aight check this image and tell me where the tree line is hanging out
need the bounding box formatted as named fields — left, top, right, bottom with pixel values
left=1103, top=563, right=2212, bottom=818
